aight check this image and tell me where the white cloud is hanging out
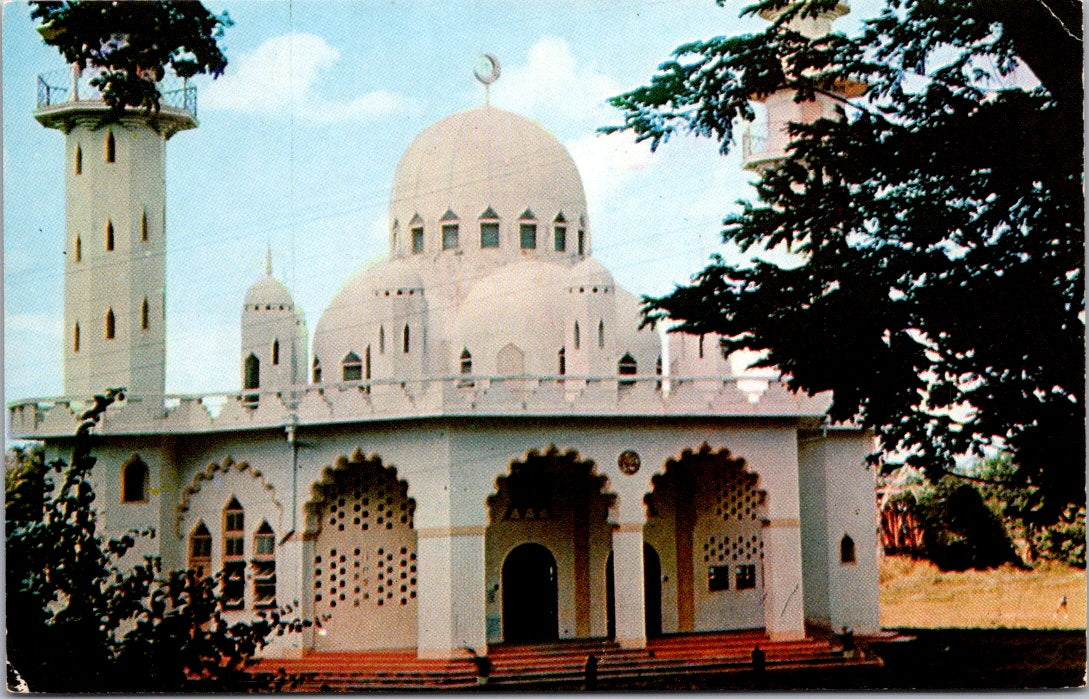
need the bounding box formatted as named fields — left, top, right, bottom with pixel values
left=565, top=131, right=652, bottom=205
left=202, top=33, right=412, bottom=123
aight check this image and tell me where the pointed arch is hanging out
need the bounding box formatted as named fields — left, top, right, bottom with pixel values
left=410, top=213, right=425, bottom=254
left=598, top=319, right=605, bottom=349
left=313, top=356, right=323, bottom=383
left=141, top=209, right=149, bottom=241
left=618, top=353, right=637, bottom=386
left=223, top=497, right=245, bottom=608
left=253, top=521, right=277, bottom=608
left=342, top=351, right=363, bottom=381
left=460, top=347, right=472, bottom=375
left=244, top=353, right=260, bottom=389
left=75, top=144, right=82, bottom=174
left=105, top=308, right=116, bottom=339
left=73, top=323, right=80, bottom=352
left=188, top=522, right=212, bottom=577
left=574, top=321, right=581, bottom=350
left=558, top=346, right=566, bottom=375
left=106, top=129, right=116, bottom=163
left=122, top=456, right=149, bottom=503
left=840, top=534, right=856, bottom=564
left=75, top=235, right=81, bottom=262
left=272, top=338, right=280, bottom=365
left=480, top=206, right=500, bottom=248
left=403, top=324, right=411, bottom=354
left=441, top=208, right=460, bottom=249
left=106, top=219, right=115, bottom=251
left=141, top=297, right=149, bottom=330
left=365, top=345, right=372, bottom=380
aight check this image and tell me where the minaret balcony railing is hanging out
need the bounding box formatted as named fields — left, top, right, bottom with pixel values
left=36, top=68, right=197, bottom=119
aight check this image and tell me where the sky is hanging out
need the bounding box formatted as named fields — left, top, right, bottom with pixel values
left=3, top=0, right=883, bottom=402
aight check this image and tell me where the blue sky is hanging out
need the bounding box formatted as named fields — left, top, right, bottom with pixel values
left=4, top=0, right=881, bottom=401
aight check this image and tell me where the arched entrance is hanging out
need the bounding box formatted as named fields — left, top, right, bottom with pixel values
left=605, top=543, right=663, bottom=639
left=502, top=543, right=558, bottom=642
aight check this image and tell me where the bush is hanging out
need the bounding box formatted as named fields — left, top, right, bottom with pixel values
left=914, top=477, right=1021, bottom=571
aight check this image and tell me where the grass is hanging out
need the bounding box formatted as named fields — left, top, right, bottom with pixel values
left=880, top=555, right=1086, bottom=630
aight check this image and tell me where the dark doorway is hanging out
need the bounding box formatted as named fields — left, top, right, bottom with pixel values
left=502, top=543, right=559, bottom=642
left=605, top=543, right=663, bottom=639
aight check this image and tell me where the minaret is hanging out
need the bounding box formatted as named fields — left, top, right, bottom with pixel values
left=742, top=2, right=864, bottom=171
left=241, top=248, right=308, bottom=396
left=35, top=65, right=197, bottom=399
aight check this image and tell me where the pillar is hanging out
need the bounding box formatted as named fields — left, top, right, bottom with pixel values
left=611, top=523, right=646, bottom=649
left=416, top=526, right=487, bottom=659
left=762, top=518, right=806, bottom=640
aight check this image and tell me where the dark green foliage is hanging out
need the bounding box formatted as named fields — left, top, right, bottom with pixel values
left=29, top=1, right=231, bottom=115
left=6, top=389, right=302, bottom=692
left=913, top=476, right=1020, bottom=571
left=606, top=0, right=1083, bottom=525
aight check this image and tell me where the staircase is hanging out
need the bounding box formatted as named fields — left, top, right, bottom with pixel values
left=249, top=630, right=878, bottom=691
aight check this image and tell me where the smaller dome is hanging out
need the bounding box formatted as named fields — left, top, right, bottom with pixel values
left=570, top=257, right=614, bottom=289
left=364, top=257, right=423, bottom=295
left=244, top=275, right=294, bottom=308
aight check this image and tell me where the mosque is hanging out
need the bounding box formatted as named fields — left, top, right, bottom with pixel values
left=10, top=6, right=879, bottom=661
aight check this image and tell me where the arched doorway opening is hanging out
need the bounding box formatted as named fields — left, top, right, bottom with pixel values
left=502, top=543, right=559, bottom=642
left=605, top=543, right=663, bottom=639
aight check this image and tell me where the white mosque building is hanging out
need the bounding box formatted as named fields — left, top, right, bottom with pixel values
left=10, top=7, right=879, bottom=661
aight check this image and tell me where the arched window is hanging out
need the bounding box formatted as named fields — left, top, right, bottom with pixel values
left=519, top=209, right=537, bottom=249
left=106, top=130, right=116, bottom=163
left=598, top=320, right=605, bottom=349
left=73, top=323, right=80, bottom=352
left=75, top=235, right=81, bottom=262
left=618, top=353, right=637, bottom=387
left=223, top=498, right=245, bottom=608
left=365, top=345, right=372, bottom=380
left=840, top=535, right=856, bottom=564
left=410, top=214, right=425, bottom=254
left=554, top=212, right=567, bottom=252
left=441, top=209, right=459, bottom=249
left=480, top=207, right=500, bottom=248
left=379, top=326, right=385, bottom=354
left=105, top=309, right=116, bottom=339
left=244, top=353, right=260, bottom=390
left=75, top=144, right=82, bottom=175
left=574, top=321, right=580, bottom=350
left=106, top=220, right=114, bottom=251
left=403, top=324, right=410, bottom=354
left=460, top=348, right=472, bottom=374
left=141, top=297, right=149, bottom=330
left=141, top=210, right=148, bottom=241
left=272, top=339, right=280, bottom=365
left=558, top=347, right=566, bottom=375
left=698, top=334, right=705, bottom=359
left=343, top=351, right=363, bottom=381
left=577, top=228, right=585, bottom=256
left=253, top=521, right=277, bottom=608
left=122, top=457, right=149, bottom=503
left=312, top=357, right=323, bottom=383
left=189, top=522, right=212, bottom=578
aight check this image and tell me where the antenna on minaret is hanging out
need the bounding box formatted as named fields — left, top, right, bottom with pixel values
left=266, top=244, right=273, bottom=277
left=474, top=53, right=501, bottom=106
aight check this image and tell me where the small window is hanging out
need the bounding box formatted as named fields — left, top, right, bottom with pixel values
left=252, top=522, right=277, bottom=608
left=244, top=353, right=260, bottom=390
left=272, top=339, right=280, bottom=365
left=598, top=320, right=605, bottom=349
left=442, top=222, right=459, bottom=249
left=365, top=345, right=372, bottom=381
left=411, top=226, right=424, bottom=254
left=312, top=357, right=323, bottom=383
left=736, top=564, right=757, bottom=590
left=709, top=565, right=730, bottom=591
left=105, top=309, right=116, bottom=340
left=122, top=457, right=149, bottom=503
left=841, top=535, right=856, bottom=564
left=558, top=347, right=566, bottom=375
left=141, top=297, right=149, bottom=330
left=379, top=326, right=385, bottom=354
left=75, top=236, right=81, bottom=262
left=189, top=523, right=212, bottom=578
left=343, top=351, right=363, bottom=381
left=460, top=348, right=472, bottom=374
left=106, top=220, right=114, bottom=251
left=618, top=353, right=637, bottom=386
left=224, top=498, right=245, bottom=551
left=698, top=334, right=705, bottom=359
left=520, top=222, right=537, bottom=249
left=141, top=210, right=148, bottom=241
left=577, top=228, right=585, bottom=256
left=574, top=322, right=580, bottom=350
left=480, top=221, right=500, bottom=248
left=75, top=144, right=82, bottom=175
left=106, top=130, right=116, bottom=163
left=554, top=214, right=567, bottom=252
left=73, top=323, right=80, bottom=352
left=403, top=324, right=410, bottom=353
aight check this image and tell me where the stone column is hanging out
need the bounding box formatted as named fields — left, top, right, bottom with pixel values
left=762, top=518, right=806, bottom=640
left=611, top=523, right=646, bottom=649
left=416, top=526, right=488, bottom=659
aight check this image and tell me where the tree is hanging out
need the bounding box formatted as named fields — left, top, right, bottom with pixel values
left=6, top=390, right=303, bottom=692
left=606, top=0, right=1083, bottom=523
left=30, top=1, right=232, bottom=115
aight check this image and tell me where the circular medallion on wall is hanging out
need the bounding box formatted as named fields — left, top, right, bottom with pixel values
left=618, top=450, right=641, bottom=475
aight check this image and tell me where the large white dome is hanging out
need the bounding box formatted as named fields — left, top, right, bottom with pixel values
left=388, top=106, right=588, bottom=264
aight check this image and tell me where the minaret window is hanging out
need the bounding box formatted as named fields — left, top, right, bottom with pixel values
left=403, top=324, right=411, bottom=353
left=578, top=228, right=585, bottom=256
left=105, top=309, right=116, bottom=339
left=244, top=353, right=260, bottom=390
left=106, top=130, right=116, bottom=163
left=598, top=320, right=605, bottom=348
left=480, top=207, right=500, bottom=248
left=141, top=297, right=149, bottom=330
left=252, top=521, right=277, bottom=609
left=554, top=213, right=567, bottom=252
left=141, top=210, right=148, bottom=241
left=698, top=334, right=705, bottom=359
left=106, top=220, right=115, bottom=251
left=379, top=326, right=385, bottom=354
left=121, top=457, right=148, bottom=503
left=840, top=535, right=856, bottom=564
left=189, top=523, right=212, bottom=578
left=574, top=321, right=580, bottom=350
left=223, top=498, right=245, bottom=609
left=618, top=353, right=637, bottom=386
left=75, top=145, right=82, bottom=175
left=75, top=236, right=81, bottom=262
left=313, top=357, right=323, bottom=383
left=342, top=352, right=363, bottom=381
left=441, top=209, right=459, bottom=249
left=73, top=323, right=80, bottom=352
left=272, top=339, right=280, bottom=365
left=365, top=345, right=372, bottom=381
left=558, top=347, right=566, bottom=375
left=460, top=348, right=472, bottom=375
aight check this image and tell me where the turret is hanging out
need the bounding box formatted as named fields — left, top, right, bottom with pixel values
left=35, top=65, right=197, bottom=399
left=241, top=250, right=308, bottom=395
